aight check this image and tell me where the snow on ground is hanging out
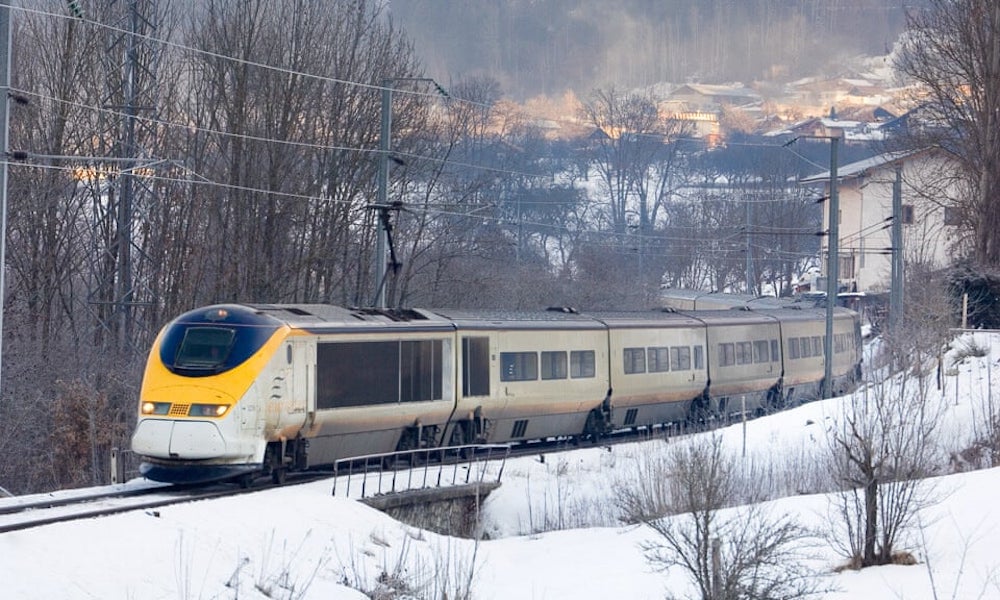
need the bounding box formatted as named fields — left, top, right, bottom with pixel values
left=2, top=332, right=1000, bottom=599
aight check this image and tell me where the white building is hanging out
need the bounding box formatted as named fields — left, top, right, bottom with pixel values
left=802, top=148, right=962, bottom=294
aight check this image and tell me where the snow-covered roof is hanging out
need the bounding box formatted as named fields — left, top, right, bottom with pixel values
left=800, top=149, right=923, bottom=184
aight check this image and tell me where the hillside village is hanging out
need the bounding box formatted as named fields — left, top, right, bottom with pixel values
left=516, top=51, right=951, bottom=306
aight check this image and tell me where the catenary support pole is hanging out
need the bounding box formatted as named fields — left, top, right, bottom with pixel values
left=823, top=134, right=840, bottom=399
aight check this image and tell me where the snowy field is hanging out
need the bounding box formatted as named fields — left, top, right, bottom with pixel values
left=2, top=332, right=999, bottom=599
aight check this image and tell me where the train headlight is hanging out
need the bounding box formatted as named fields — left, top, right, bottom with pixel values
left=141, top=402, right=170, bottom=415
left=188, top=403, right=229, bottom=417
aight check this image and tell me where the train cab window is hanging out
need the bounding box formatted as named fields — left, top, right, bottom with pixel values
left=159, top=305, right=281, bottom=377
left=719, top=343, right=735, bottom=367
left=624, top=347, right=646, bottom=374
left=735, top=341, right=753, bottom=365
left=501, top=352, right=538, bottom=381
left=571, top=350, right=596, bottom=378
left=693, top=345, right=704, bottom=369
left=462, top=337, right=490, bottom=396
left=670, top=346, right=691, bottom=371
left=648, top=347, right=670, bottom=372
left=752, top=340, right=770, bottom=364
left=541, top=351, right=568, bottom=380
left=770, top=339, right=780, bottom=362
left=174, top=327, right=235, bottom=370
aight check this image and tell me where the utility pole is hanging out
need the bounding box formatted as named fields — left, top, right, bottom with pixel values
left=745, top=192, right=754, bottom=294
left=0, top=0, right=10, bottom=394
left=889, top=165, right=903, bottom=335
left=373, top=77, right=448, bottom=308
left=374, top=80, right=392, bottom=309
left=823, top=134, right=841, bottom=399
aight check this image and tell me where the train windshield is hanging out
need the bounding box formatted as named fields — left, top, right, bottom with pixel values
left=158, top=305, right=281, bottom=377
left=174, top=327, right=236, bottom=371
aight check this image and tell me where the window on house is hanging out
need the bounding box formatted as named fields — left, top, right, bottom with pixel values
left=901, top=204, right=914, bottom=225
left=840, top=255, right=855, bottom=279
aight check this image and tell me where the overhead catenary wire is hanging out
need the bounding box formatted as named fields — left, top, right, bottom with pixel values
left=4, top=3, right=829, bottom=273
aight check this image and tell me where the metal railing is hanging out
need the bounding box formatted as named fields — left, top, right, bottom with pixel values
left=331, top=444, right=510, bottom=499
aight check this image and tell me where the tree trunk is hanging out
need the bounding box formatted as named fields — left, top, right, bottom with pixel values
left=863, top=475, right=878, bottom=565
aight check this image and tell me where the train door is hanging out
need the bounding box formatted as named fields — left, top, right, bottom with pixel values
left=288, top=338, right=315, bottom=432
left=447, top=333, right=496, bottom=445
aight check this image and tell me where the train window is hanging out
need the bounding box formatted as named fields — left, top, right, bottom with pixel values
left=462, top=337, right=490, bottom=396
left=719, top=343, right=735, bottom=367
left=624, top=348, right=646, bottom=374
left=735, top=341, right=753, bottom=365
left=770, top=340, right=780, bottom=362
left=812, top=336, right=822, bottom=356
left=317, top=341, right=399, bottom=408
left=316, top=339, right=445, bottom=408
left=648, top=347, right=670, bottom=372
left=789, top=338, right=800, bottom=359
left=174, top=327, right=235, bottom=371
left=400, top=340, right=443, bottom=402
left=752, top=340, right=770, bottom=363
left=541, top=351, right=568, bottom=380
left=694, top=345, right=704, bottom=369
left=671, top=346, right=691, bottom=371
left=571, top=350, right=596, bottom=378
left=501, top=352, right=538, bottom=381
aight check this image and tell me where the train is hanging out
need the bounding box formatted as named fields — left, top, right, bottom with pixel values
left=131, top=298, right=863, bottom=485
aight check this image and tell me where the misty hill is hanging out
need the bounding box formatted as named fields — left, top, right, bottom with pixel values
left=388, top=0, right=912, bottom=100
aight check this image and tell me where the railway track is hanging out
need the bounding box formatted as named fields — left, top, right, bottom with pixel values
left=0, top=410, right=749, bottom=534
left=0, top=474, right=331, bottom=534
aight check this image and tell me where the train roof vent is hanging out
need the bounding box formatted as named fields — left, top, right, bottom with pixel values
left=350, top=307, right=428, bottom=322
left=284, top=307, right=313, bottom=316
left=546, top=306, right=579, bottom=314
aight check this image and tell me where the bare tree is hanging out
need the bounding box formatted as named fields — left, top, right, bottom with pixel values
left=633, top=435, right=824, bottom=600
left=826, top=316, right=949, bottom=568
left=894, top=0, right=1000, bottom=267
left=579, top=86, right=693, bottom=303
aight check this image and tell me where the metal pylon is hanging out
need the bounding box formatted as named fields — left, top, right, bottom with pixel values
left=85, top=0, right=163, bottom=358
